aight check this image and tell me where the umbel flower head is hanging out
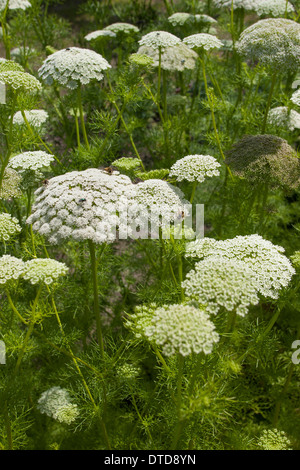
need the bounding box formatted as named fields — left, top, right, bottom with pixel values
left=138, top=31, right=181, bottom=51
left=137, top=43, right=197, bottom=71
left=13, top=110, right=49, bottom=128
left=0, top=0, right=31, bottom=10
left=183, top=33, right=223, bottom=51
left=291, top=89, right=300, bottom=107
left=22, top=258, right=68, bottom=285
left=236, top=19, right=300, bottom=71
left=27, top=168, right=136, bottom=245
left=168, top=12, right=193, bottom=26
left=267, top=107, right=300, bottom=132
left=0, top=255, right=25, bottom=287
left=225, top=134, right=300, bottom=189
left=257, top=429, right=292, bottom=450
left=144, top=304, right=219, bottom=356
left=9, top=151, right=54, bottom=173
left=84, top=30, right=116, bottom=41
left=38, top=47, right=111, bottom=90
left=254, top=0, right=294, bottom=17
left=185, top=234, right=295, bottom=299
left=169, top=154, right=221, bottom=183
left=37, top=386, right=79, bottom=425
left=0, top=168, right=22, bottom=199
left=0, top=213, right=21, bottom=242
left=0, top=59, right=24, bottom=73
left=182, top=256, right=261, bottom=316
left=103, top=22, right=139, bottom=34
left=0, top=70, right=42, bottom=93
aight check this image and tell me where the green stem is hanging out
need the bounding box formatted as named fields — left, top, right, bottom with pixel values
left=189, top=181, right=197, bottom=204
left=3, top=402, right=13, bottom=450
left=261, top=72, right=277, bottom=134
left=88, top=240, right=104, bottom=357
left=171, top=355, right=185, bottom=450
left=77, top=85, right=90, bottom=149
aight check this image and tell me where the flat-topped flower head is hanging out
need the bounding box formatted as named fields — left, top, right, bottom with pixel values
left=37, top=386, right=79, bottom=424
left=111, top=157, right=142, bottom=173
left=0, top=0, right=31, bottom=10
left=0, top=255, right=24, bottom=287
left=212, top=0, right=261, bottom=10
left=13, top=110, right=48, bottom=128
left=291, top=89, right=300, bottom=107
left=185, top=234, right=295, bottom=299
left=144, top=304, right=219, bottom=356
left=104, top=22, right=139, bottom=34
left=133, top=179, right=189, bottom=226
left=9, top=151, right=54, bottom=173
left=0, top=60, right=24, bottom=73
left=267, top=106, right=300, bottom=131
left=129, top=53, right=155, bottom=67
left=27, top=168, right=136, bottom=245
left=254, top=0, right=294, bottom=17
left=0, top=213, right=21, bottom=242
left=169, top=154, right=221, bottom=182
left=257, top=429, right=292, bottom=450
left=168, top=12, right=193, bottom=26
left=0, top=168, right=22, bottom=199
left=84, top=30, right=116, bottom=41
left=182, top=256, right=261, bottom=316
left=195, top=14, right=218, bottom=25
left=0, top=70, right=41, bottom=93
left=225, top=134, right=300, bottom=189
left=138, top=31, right=181, bottom=51
left=22, top=258, right=68, bottom=285
left=137, top=43, right=197, bottom=71
left=183, top=33, right=223, bottom=51
left=236, top=19, right=300, bottom=71
left=38, top=47, right=111, bottom=89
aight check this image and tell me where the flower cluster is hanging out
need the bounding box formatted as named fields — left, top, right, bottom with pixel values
left=0, top=0, right=31, bottom=10
left=236, top=19, right=300, bottom=71
left=117, top=364, right=141, bottom=380
left=0, top=59, right=24, bottom=73
left=257, top=429, right=292, bottom=450
left=185, top=234, right=295, bottom=299
left=37, top=387, right=79, bottom=425
left=212, top=0, right=261, bottom=10
left=225, top=134, right=300, bottom=189
left=84, top=30, right=116, bottom=41
left=129, top=53, right=155, bottom=67
left=9, top=151, right=54, bottom=173
left=138, top=31, right=181, bottom=50
left=291, top=89, right=300, bottom=107
left=144, top=304, right=219, bottom=356
left=27, top=168, right=136, bottom=245
left=254, top=0, right=294, bottom=17
left=0, top=168, right=22, bottom=199
left=104, top=22, right=139, bottom=34
left=183, top=33, right=223, bottom=51
left=0, top=70, right=42, bottom=93
left=38, top=47, right=111, bottom=89
left=13, top=110, right=49, bottom=128
left=125, top=304, right=157, bottom=340
left=22, top=258, right=68, bottom=285
left=0, top=255, right=24, bottom=287
left=267, top=107, right=300, bottom=131
left=168, top=12, right=193, bottom=26
left=182, top=257, right=261, bottom=316
left=111, top=157, right=142, bottom=173
left=0, top=213, right=21, bottom=242
left=169, top=154, right=221, bottom=183
left=133, top=179, right=189, bottom=227
left=137, top=43, right=197, bottom=71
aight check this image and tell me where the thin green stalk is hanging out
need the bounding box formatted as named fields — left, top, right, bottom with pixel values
left=77, top=85, right=90, bottom=149
left=171, top=355, right=185, bottom=450
left=170, top=233, right=185, bottom=301
left=189, top=181, right=197, bottom=203
left=3, top=402, right=13, bottom=450
left=88, top=240, right=104, bottom=357
left=157, top=47, right=162, bottom=104
left=261, top=72, right=277, bottom=133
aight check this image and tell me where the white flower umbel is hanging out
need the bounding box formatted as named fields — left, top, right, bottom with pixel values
left=22, top=258, right=68, bottom=285
left=0, top=168, right=22, bottom=199
left=84, top=30, right=116, bottom=41
left=254, top=0, right=294, bottom=17
left=0, top=213, right=21, bottom=242
left=144, top=304, right=219, bottom=356
left=138, top=31, right=181, bottom=51
left=168, top=12, right=193, bottom=26
left=137, top=43, right=197, bottom=71
left=182, top=257, right=261, bottom=316
left=212, top=0, right=260, bottom=10
left=0, top=255, right=25, bottom=287
left=0, top=59, right=24, bottom=72
left=236, top=19, right=300, bottom=71
left=27, top=168, right=136, bottom=245
left=185, top=234, right=295, bottom=299
left=267, top=106, right=300, bottom=131
left=13, top=110, right=48, bottom=128
left=104, top=22, right=139, bottom=34
left=0, top=70, right=41, bottom=93
left=38, top=47, right=111, bottom=89
left=291, top=89, right=300, bottom=107
left=37, top=386, right=79, bottom=425
left=9, top=151, right=54, bottom=173
left=183, top=33, right=223, bottom=51
left=133, top=179, right=189, bottom=228
left=195, top=14, right=218, bottom=24
left=0, top=0, right=31, bottom=10
left=169, top=155, right=221, bottom=182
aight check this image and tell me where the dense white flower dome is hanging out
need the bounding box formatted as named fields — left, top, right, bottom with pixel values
left=37, top=387, right=79, bottom=424
left=138, top=31, right=181, bottom=50
left=169, top=155, right=221, bottom=182
left=267, top=106, right=300, bottom=131
left=0, top=213, right=21, bottom=242
left=0, top=0, right=31, bottom=11
left=22, top=258, right=68, bottom=285
left=183, top=33, right=223, bottom=51
left=137, top=43, right=197, bottom=71
left=9, top=151, right=54, bottom=173
left=13, top=110, right=48, bottom=128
